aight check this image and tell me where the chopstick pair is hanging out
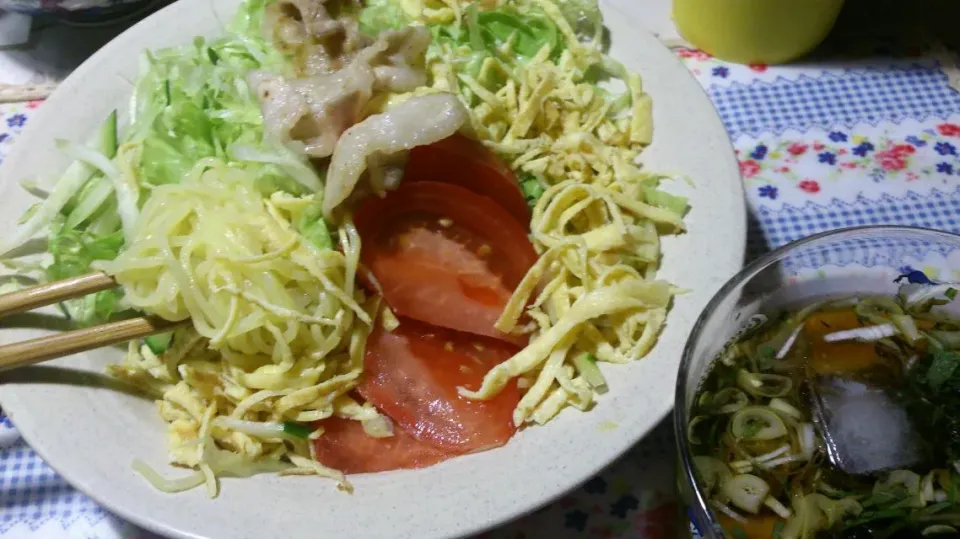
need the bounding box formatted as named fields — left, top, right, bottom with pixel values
left=0, top=272, right=186, bottom=371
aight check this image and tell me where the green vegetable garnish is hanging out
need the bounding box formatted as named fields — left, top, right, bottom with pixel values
left=47, top=223, right=126, bottom=325
left=643, top=186, right=688, bottom=217
left=519, top=173, right=546, bottom=208
left=296, top=197, right=334, bottom=251
left=144, top=332, right=174, bottom=355
left=739, top=419, right=763, bottom=439
left=927, top=350, right=960, bottom=391
left=772, top=520, right=784, bottom=539
left=282, top=421, right=313, bottom=439
left=12, top=1, right=297, bottom=329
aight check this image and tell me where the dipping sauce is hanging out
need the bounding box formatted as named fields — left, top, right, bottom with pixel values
left=687, top=285, right=960, bottom=538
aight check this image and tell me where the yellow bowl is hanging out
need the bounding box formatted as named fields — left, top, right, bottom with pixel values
left=673, top=0, right=845, bottom=65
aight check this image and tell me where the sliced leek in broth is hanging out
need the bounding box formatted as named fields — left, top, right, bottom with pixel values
left=688, top=287, right=960, bottom=539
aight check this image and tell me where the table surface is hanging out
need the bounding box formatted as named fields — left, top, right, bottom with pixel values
left=2, top=1, right=960, bottom=538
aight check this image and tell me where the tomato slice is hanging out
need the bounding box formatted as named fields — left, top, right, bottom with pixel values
left=358, top=318, right=522, bottom=452
left=405, top=134, right=532, bottom=227
left=312, top=416, right=454, bottom=474
left=355, top=181, right=537, bottom=344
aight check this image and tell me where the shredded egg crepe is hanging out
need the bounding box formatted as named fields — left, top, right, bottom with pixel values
left=100, top=158, right=378, bottom=493
left=389, top=0, right=686, bottom=425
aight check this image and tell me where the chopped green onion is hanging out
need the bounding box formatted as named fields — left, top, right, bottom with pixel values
left=519, top=173, right=546, bottom=208
left=465, top=5, right=485, bottom=51
left=921, top=501, right=952, bottom=516
left=731, top=406, right=788, bottom=441
left=693, top=456, right=731, bottom=493
left=928, top=330, right=960, bottom=350
left=722, top=474, right=770, bottom=514
left=856, top=297, right=904, bottom=325
left=712, top=388, right=748, bottom=414
left=816, top=495, right=862, bottom=527
left=736, top=369, right=792, bottom=398
left=764, top=496, right=792, bottom=519
left=768, top=397, right=802, bottom=420
left=687, top=415, right=708, bottom=445
left=572, top=353, right=608, bottom=393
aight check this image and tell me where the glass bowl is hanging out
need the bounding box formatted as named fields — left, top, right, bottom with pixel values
left=673, top=225, right=960, bottom=538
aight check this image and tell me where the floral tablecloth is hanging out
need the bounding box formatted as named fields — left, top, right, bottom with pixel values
left=3, top=25, right=960, bottom=539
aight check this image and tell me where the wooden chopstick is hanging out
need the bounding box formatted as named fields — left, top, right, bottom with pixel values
left=0, top=316, right=189, bottom=371
left=0, top=271, right=190, bottom=370
left=0, top=271, right=116, bottom=318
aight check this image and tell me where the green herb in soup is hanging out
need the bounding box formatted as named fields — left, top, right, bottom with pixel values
left=688, top=284, right=960, bottom=539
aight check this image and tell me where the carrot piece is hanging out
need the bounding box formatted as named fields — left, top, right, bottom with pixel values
left=803, top=309, right=880, bottom=375
left=717, top=513, right=782, bottom=539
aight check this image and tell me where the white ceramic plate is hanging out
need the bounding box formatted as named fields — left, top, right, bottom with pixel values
left=0, top=0, right=745, bottom=537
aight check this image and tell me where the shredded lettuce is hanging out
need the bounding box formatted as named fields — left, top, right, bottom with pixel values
left=429, top=3, right=565, bottom=102
left=472, top=9, right=561, bottom=60
left=131, top=34, right=276, bottom=188
left=46, top=219, right=126, bottom=324
left=435, top=5, right=563, bottom=58
left=358, top=0, right=411, bottom=36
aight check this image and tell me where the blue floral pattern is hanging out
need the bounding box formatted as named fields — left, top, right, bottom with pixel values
left=5, top=114, right=26, bottom=128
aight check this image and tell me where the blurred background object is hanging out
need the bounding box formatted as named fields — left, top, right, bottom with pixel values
left=673, top=0, right=845, bottom=65
left=665, top=0, right=960, bottom=67
left=0, top=0, right=163, bottom=101
left=0, top=0, right=163, bottom=25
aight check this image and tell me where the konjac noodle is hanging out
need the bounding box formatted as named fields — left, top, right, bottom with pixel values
left=688, top=277, right=960, bottom=539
